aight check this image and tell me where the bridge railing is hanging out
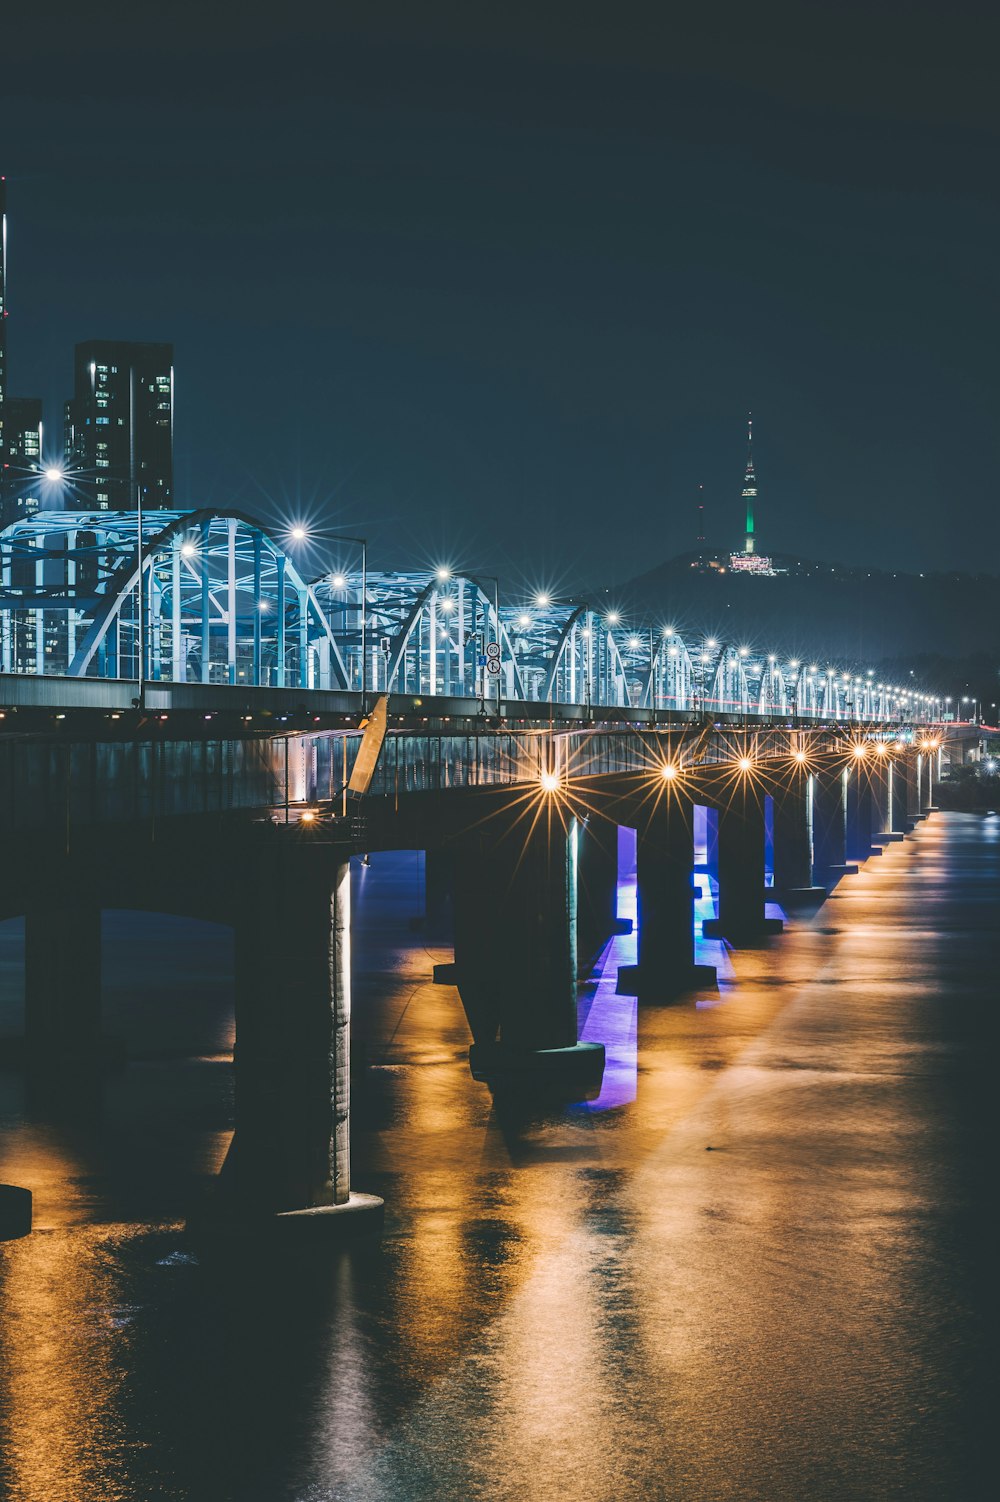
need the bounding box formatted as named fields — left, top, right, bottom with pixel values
left=0, top=507, right=942, bottom=722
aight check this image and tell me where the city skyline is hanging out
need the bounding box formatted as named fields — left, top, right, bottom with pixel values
left=0, top=5, right=996, bottom=587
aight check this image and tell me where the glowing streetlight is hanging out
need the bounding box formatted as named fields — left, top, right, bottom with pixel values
left=607, top=611, right=620, bottom=625
left=738, top=756, right=753, bottom=773
left=660, top=763, right=679, bottom=781
left=535, top=592, right=551, bottom=607
left=43, top=465, right=65, bottom=483
left=540, top=770, right=560, bottom=793
left=436, top=566, right=451, bottom=582
left=289, top=525, right=308, bottom=543
left=180, top=541, right=197, bottom=559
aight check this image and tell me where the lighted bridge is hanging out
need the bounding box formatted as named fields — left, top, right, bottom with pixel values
left=0, top=509, right=942, bottom=720
left=0, top=505, right=957, bottom=1243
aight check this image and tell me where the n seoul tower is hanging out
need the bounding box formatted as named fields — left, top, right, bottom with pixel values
left=742, top=412, right=757, bottom=556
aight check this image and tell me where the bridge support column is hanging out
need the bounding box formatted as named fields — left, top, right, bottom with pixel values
left=771, top=775, right=825, bottom=903
left=890, top=753, right=912, bottom=833
left=225, top=850, right=382, bottom=1233
left=421, top=846, right=455, bottom=938
left=703, top=788, right=783, bottom=944
left=812, top=766, right=856, bottom=884
left=24, top=904, right=106, bottom=1066
left=870, top=756, right=903, bottom=840
left=454, top=809, right=604, bottom=1094
left=618, top=803, right=715, bottom=1000
left=577, top=816, right=628, bottom=963
left=920, top=750, right=937, bottom=813
left=910, top=752, right=927, bottom=820
left=846, top=762, right=876, bottom=862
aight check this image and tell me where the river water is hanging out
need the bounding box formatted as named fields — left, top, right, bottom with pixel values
left=0, top=812, right=993, bottom=1501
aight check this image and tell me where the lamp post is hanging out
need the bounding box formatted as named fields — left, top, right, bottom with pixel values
left=473, top=574, right=501, bottom=717
left=296, top=528, right=367, bottom=713
left=330, top=534, right=368, bottom=714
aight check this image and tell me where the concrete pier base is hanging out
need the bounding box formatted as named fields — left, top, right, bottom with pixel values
left=702, top=915, right=784, bottom=944
left=771, top=885, right=827, bottom=907
left=823, top=862, right=859, bottom=881
left=0, top=1185, right=32, bottom=1240
left=616, top=961, right=717, bottom=1002
left=188, top=1191, right=385, bottom=1247
left=274, top=1194, right=385, bottom=1237
left=469, top=1040, right=605, bottom=1096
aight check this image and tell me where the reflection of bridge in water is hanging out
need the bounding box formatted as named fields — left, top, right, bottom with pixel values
left=0, top=506, right=956, bottom=1239
left=0, top=507, right=941, bottom=719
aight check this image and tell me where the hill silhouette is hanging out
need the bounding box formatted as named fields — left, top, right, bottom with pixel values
left=613, top=553, right=999, bottom=672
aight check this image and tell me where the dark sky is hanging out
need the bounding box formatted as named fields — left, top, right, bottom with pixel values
left=3, top=2, right=998, bottom=593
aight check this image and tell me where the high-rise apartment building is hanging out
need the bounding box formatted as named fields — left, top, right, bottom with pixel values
left=0, top=177, right=8, bottom=477
left=64, top=340, right=173, bottom=510
left=1, top=395, right=43, bottom=524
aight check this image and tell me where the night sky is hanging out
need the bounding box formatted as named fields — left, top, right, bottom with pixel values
left=3, top=2, right=997, bottom=593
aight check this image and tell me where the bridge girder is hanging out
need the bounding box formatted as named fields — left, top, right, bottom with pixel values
left=0, top=508, right=938, bottom=722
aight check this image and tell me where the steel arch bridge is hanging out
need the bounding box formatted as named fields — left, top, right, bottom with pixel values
left=0, top=509, right=937, bottom=722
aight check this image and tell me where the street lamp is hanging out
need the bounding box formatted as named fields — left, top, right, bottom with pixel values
left=328, top=533, right=368, bottom=713
left=473, top=573, right=502, bottom=716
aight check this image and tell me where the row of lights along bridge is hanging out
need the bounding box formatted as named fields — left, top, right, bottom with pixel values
left=0, top=501, right=944, bottom=721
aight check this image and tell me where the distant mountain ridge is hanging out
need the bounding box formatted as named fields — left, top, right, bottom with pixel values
left=609, top=552, right=999, bottom=666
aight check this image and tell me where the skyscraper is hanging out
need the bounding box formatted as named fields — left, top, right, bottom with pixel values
left=65, top=341, right=173, bottom=510
left=0, top=395, right=43, bottom=524
left=0, top=178, right=8, bottom=478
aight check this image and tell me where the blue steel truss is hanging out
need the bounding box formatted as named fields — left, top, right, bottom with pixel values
left=0, top=509, right=938, bottom=721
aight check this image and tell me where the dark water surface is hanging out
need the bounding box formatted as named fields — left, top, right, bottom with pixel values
left=0, top=813, right=993, bottom=1500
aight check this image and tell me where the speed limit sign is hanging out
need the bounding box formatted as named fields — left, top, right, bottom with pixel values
left=486, top=642, right=501, bottom=660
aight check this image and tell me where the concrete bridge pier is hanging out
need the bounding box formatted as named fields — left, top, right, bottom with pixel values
left=891, top=754, right=914, bottom=832
left=453, top=809, right=605, bottom=1095
left=576, top=815, right=628, bottom=963
left=421, top=846, right=456, bottom=938
left=617, top=804, right=716, bottom=1001
left=919, top=750, right=937, bottom=813
left=809, top=767, right=856, bottom=886
left=221, top=848, right=382, bottom=1235
left=870, top=755, right=904, bottom=841
left=24, top=903, right=109, bottom=1068
left=702, top=785, right=783, bottom=944
left=846, top=761, right=877, bottom=862
left=770, top=776, right=825, bottom=904
left=910, top=751, right=928, bottom=821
